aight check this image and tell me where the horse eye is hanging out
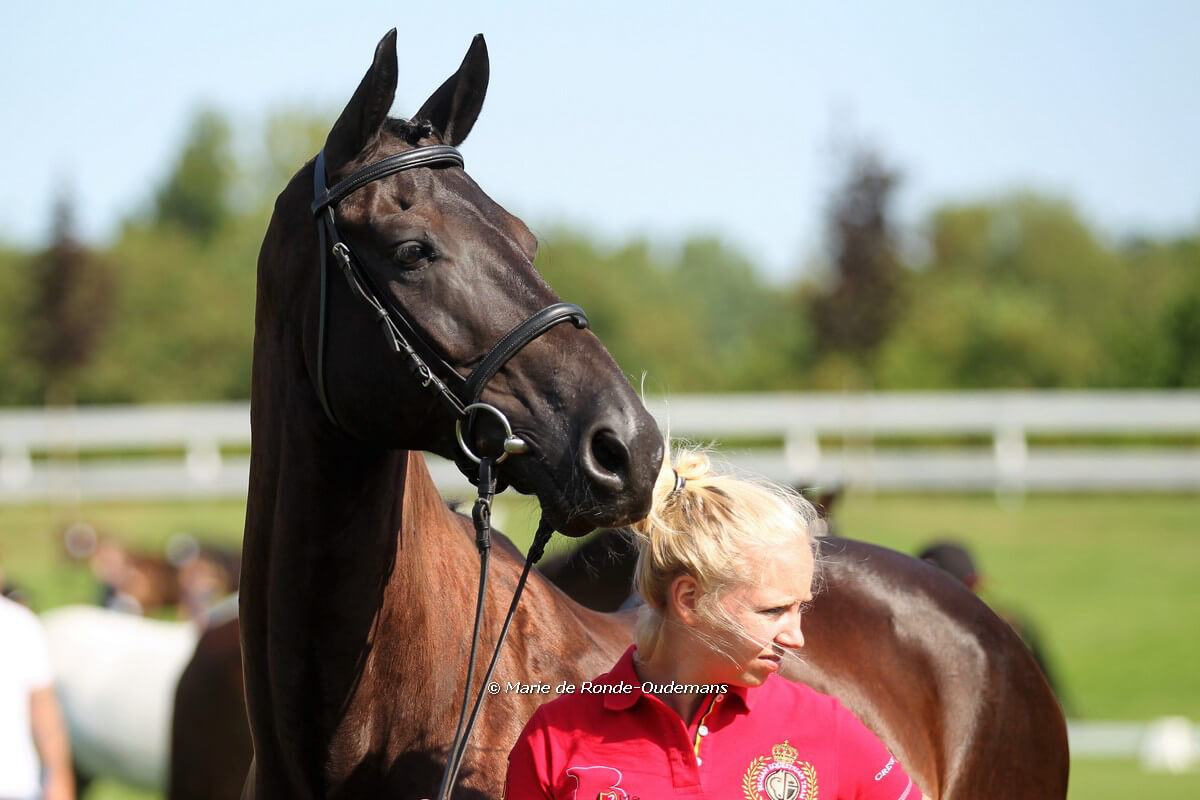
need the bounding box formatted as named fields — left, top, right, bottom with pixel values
left=394, top=241, right=431, bottom=267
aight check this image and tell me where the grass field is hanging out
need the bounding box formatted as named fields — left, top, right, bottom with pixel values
left=1, top=490, right=1196, bottom=798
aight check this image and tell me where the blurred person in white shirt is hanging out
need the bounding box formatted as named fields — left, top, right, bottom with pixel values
left=0, top=582, right=75, bottom=800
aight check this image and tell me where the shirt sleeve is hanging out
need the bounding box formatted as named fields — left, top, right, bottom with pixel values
left=505, top=709, right=556, bottom=800
left=19, top=604, right=55, bottom=690
left=834, top=704, right=920, bottom=800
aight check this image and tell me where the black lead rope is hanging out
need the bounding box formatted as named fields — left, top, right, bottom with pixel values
left=439, top=457, right=496, bottom=800
left=436, top=458, right=555, bottom=800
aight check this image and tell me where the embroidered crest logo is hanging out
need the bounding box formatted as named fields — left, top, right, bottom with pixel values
left=565, top=765, right=629, bottom=800
left=741, top=740, right=819, bottom=800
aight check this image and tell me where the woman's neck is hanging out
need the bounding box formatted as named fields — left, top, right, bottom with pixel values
left=632, top=634, right=711, bottom=722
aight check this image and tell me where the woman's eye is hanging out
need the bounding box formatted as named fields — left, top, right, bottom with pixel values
left=394, top=241, right=430, bottom=266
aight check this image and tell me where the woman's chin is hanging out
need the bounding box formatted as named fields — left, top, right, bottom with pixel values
left=735, top=668, right=771, bottom=688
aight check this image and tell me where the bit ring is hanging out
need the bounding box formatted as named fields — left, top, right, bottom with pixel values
left=455, top=403, right=528, bottom=464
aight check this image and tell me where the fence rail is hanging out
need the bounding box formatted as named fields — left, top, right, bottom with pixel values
left=1, top=391, right=1198, bottom=501
left=1069, top=718, right=1199, bottom=772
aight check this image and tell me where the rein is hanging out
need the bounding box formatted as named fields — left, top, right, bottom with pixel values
left=310, top=143, right=578, bottom=798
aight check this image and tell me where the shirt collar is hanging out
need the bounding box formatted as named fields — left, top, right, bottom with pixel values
left=601, top=645, right=760, bottom=713
left=602, top=645, right=644, bottom=711
left=727, top=681, right=756, bottom=712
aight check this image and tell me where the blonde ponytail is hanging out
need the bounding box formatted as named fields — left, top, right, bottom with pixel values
left=629, top=442, right=820, bottom=657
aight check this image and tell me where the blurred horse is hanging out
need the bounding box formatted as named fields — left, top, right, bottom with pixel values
left=41, top=605, right=199, bottom=791
left=63, top=522, right=239, bottom=620
left=169, top=600, right=247, bottom=800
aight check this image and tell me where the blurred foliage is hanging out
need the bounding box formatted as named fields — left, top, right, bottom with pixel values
left=151, top=110, right=235, bottom=242
left=876, top=196, right=1200, bottom=389
left=21, top=192, right=114, bottom=403
left=0, top=109, right=1197, bottom=406
left=806, top=149, right=903, bottom=387
left=535, top=232, right=806, bottom=393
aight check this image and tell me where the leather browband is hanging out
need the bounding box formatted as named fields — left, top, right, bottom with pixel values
left=312, top=145, right=464, bottom=215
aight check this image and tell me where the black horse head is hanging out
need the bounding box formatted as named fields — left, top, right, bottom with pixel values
left=255, top=31, right=662, bottom=533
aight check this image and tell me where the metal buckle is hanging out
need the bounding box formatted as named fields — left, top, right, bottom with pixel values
left=417, top=363, right=433, bottom=388
left=455, top=402, right=529, bottom=464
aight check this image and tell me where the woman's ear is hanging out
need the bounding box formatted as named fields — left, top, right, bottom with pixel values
left=668, top=574, right=702, bottom=625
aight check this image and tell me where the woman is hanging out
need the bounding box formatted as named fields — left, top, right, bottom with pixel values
left=505, top=448, right=923, bottom=800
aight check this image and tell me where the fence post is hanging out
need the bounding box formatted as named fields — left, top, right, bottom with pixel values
left=185, top=439, right=223, bottom=484
left=993, top=424, right=1028, bottom=497
left=784, top=428, right=821, bottom=485
left=0, top=443, right=32, bottom=488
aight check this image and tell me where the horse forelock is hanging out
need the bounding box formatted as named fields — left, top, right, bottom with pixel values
left=383, top=116, right=438, bottom=146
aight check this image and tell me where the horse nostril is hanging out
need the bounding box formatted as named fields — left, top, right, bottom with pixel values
left=587, top=427, right=630, bottom=485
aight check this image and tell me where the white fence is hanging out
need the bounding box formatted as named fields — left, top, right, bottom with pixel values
left=646, top=391, right=1200, bottom=492
left=1070, top=718, right=1199, bottom=772
left=1, top=391, right=1198, bottom=502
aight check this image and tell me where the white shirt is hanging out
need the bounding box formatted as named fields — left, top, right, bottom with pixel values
left=0, top=595, right=53, bottom=800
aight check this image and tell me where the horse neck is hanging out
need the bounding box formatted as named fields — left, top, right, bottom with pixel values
left=239, top=375, right=465, bottom=791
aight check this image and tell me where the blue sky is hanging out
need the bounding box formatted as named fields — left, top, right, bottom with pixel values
left=6, top=1, right=1199, bottom=278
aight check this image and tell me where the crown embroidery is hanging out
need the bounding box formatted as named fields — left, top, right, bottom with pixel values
left=771, top=741, right=799, bottom=765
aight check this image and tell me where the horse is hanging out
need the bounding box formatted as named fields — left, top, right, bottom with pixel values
left=239, top=29, right=663, bottom=799
left=41, top=605, right=200, bottom=791
left=170, top=605, right=251, bottom=800
left=233, top=29, right=1067, bottom=799
left=62, top=522, right=240, bottom=620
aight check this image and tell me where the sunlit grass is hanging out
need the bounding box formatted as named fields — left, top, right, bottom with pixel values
left=835, top=492, right=1200, bottom=720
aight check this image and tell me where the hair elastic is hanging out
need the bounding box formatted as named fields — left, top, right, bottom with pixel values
left=670, top=469, right=687, bottom=495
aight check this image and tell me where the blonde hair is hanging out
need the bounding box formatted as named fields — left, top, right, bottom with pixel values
left=628, top=442, right=821, bottom=658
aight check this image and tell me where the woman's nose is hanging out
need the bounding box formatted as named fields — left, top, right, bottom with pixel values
left=775, top=616, right=805, bottom=649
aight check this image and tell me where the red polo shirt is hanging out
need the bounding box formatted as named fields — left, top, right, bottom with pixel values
left=505, top=646, right=917, bottom=800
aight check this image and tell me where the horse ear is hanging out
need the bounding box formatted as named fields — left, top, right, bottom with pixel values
left=324, top=29, right=399, bottom=173
left=414, top=34, right=489, bottom=146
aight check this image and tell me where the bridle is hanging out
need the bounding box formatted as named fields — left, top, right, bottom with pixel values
left=311, top=141, right=582, bottom=798
left=311, top=144, right=588, bottom=429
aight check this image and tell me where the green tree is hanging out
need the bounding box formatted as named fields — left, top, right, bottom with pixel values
left=76, top=215, right=258, bottom=403
left=877, top=195, right=1135, bottom=389
left=0, top=247, right=38, bottom=405
left=535, top=230, right=702, bottom=392
left=1113, top=234, right=1200, bottom=387
left=807, top=149, right=904, bottom=385
left=671, top=237, right=806, bottom=390
left=1158, top=266, right=1200, bottom=386
left=253, top=108, right=333, bottom=211
left=21, top=192, right=114, bottom=403
left=153, top=109, right=234, bottom=241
